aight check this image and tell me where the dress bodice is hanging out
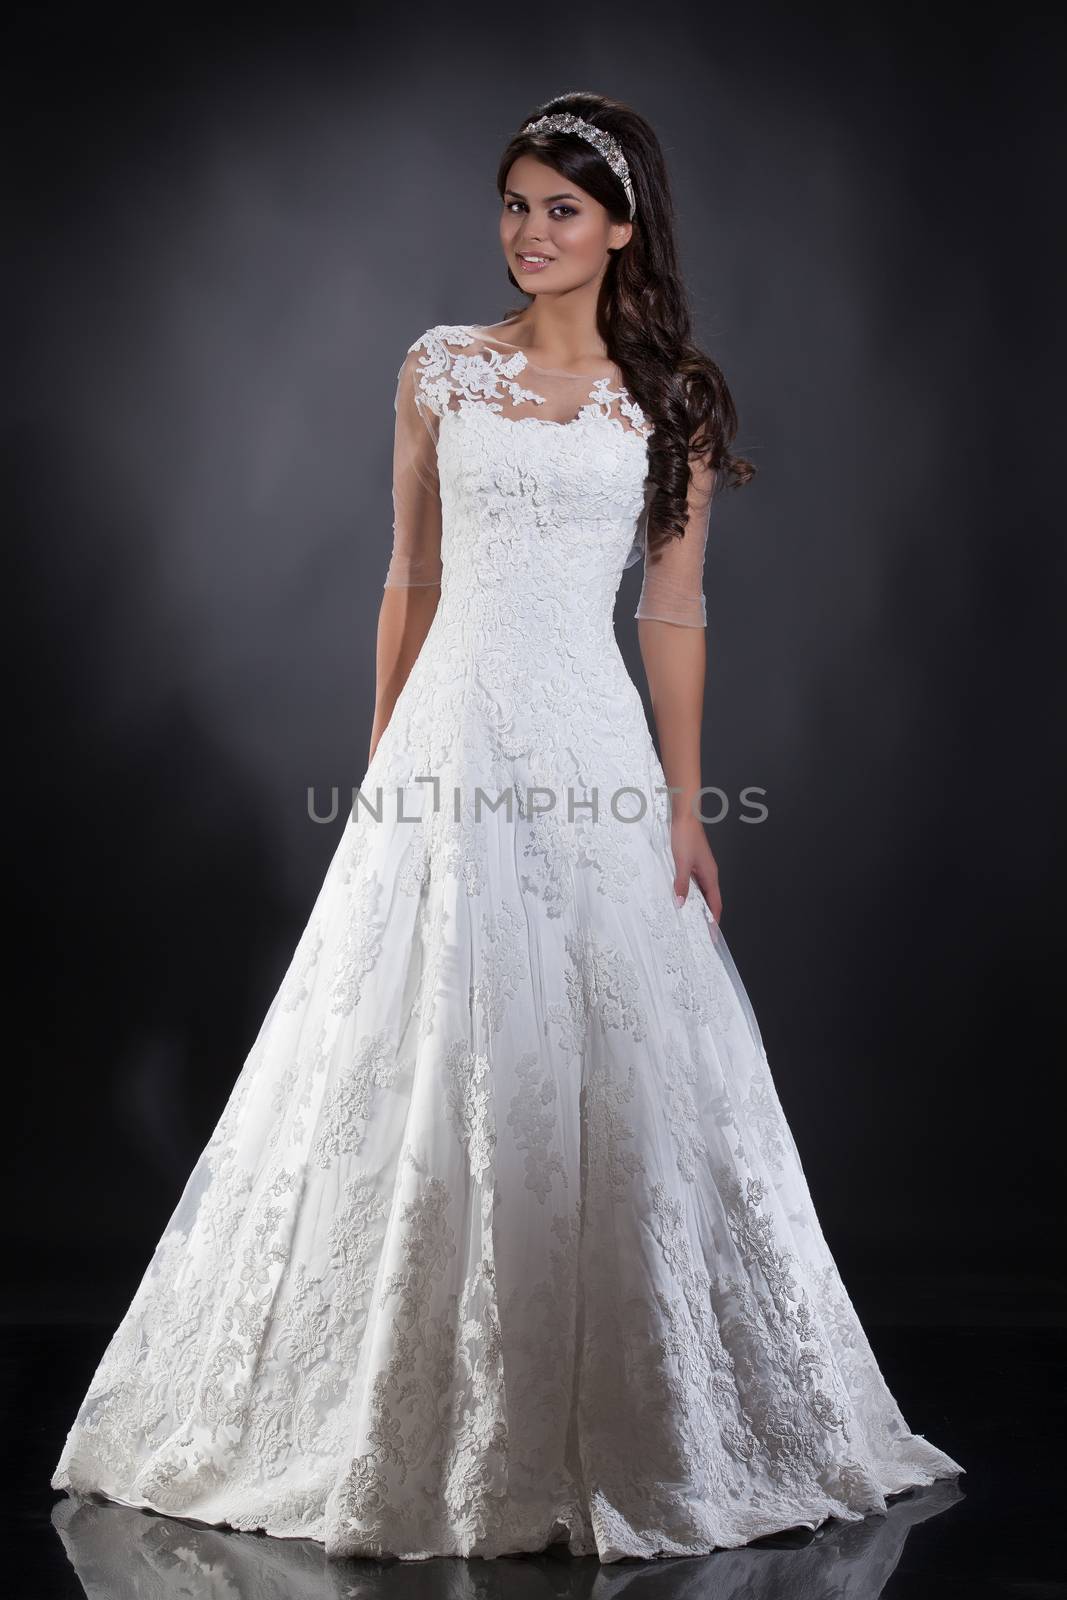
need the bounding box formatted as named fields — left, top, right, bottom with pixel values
left=374, top=324, right=713, bottom=798
left=384, top=323, right=711, bottom=633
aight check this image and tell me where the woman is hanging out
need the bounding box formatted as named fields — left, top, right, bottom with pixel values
left=51, top=91, right=964, bottom=1562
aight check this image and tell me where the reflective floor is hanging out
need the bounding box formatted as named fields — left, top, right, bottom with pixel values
left=8, top=1323, right=1062, bottom=1598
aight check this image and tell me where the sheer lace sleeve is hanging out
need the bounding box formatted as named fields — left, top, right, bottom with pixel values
left=383, top=343, right=443, bottom=589
left=633, top=449, right=714, bottom=627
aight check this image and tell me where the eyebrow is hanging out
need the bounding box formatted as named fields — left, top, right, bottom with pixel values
left=504, top=188, right=583, bottom=203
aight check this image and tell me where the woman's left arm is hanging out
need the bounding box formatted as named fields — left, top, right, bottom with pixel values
left=636, top=449, right=723, bottom=927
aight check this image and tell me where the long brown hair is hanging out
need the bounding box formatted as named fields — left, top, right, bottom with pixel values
left=496, top=92, right=754, bottom=558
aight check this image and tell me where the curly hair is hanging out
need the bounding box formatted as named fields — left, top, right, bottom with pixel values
left=495, top=91, right=754, bottom=559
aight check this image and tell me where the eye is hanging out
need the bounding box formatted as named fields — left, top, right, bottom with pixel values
left=504, top=201, right=578, bottom=219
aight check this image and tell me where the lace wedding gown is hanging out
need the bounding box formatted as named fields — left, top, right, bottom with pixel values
left=51, top=322, right=963, bottom=1561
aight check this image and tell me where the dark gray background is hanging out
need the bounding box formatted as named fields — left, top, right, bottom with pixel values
left=7, top=5, right=1063, bottom=1327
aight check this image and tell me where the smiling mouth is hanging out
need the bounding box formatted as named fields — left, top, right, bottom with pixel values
left=517, top=253, right=554, bottom=264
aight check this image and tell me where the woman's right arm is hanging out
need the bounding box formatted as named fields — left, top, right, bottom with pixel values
left=369, top=346, right=443, bottom=767
left=369, top=587, right=439, bottom=764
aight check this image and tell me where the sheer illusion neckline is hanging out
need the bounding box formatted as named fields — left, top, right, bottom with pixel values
left=466, top=322, right=622, bottom=383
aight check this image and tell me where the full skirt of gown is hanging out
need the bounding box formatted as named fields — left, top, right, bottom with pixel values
left=49, top=668, right=964, bottom=1562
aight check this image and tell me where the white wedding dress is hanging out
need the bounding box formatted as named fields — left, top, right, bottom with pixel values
left=51, top=321, right=964, bottom=1562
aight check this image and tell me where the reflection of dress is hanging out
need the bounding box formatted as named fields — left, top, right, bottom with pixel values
left=51, top=1479, right=967, bottom=1598
left=50, top=323, right=964, bottom=1561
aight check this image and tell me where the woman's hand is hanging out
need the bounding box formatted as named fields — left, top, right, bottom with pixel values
left=670, top=813, right=722, bottom=932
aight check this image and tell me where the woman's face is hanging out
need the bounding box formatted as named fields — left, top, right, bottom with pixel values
left=500, top=154, right=632, bottom=294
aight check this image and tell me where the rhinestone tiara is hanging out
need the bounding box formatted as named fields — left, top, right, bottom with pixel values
left=520, top=112, right=637, bottom=221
